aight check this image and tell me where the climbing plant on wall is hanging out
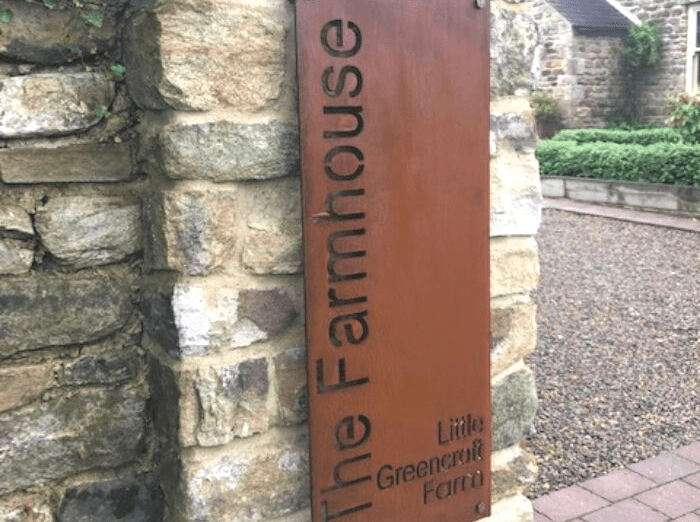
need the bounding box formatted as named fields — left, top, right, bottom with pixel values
left=619, top=21, right=662, bottom=121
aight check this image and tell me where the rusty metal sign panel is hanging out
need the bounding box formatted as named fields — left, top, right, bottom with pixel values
left=295, top=1, right=491, bottom=521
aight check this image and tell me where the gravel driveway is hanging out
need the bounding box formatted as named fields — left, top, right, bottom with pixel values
left=525, top=209, right=700, bottom=499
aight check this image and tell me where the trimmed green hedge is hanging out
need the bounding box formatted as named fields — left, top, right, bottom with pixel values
left=536, top=140, right=700, bottom=186
left=551, top=128, right=683, bottom=145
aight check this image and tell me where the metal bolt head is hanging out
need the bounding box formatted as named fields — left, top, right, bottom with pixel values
left=474, top=0, right=485, bottom=9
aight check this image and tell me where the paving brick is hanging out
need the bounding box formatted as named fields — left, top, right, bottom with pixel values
left=629, top=453, right=700, bottom=483
left=676, top=443, right=700, bottom=465
left=532, top=486, right=609, bottom=522
left=672, top=513, right=700, bottom=522
left=636, top=481, right=700, bottom=518
left=582, top=498, right=668, bottom=522
left=534, top=511, right=554, bottom=522
left=685, top=473, right=700, bottom=489
left=580, top=469, right=656, bottom=501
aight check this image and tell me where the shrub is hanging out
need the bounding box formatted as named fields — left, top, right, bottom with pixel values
left=668, top=92, right=700, bottom=144
left=530, top=91, right=563, bottom=126
left=536, top=140, right=700, bottom=187
left=550, top=128, right=682, bottom=146
left=621, top=22, right=662, bottom=70
left=619, top=22, right=662, bottom=120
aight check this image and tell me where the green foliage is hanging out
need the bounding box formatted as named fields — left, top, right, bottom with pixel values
left=110, top=63, right=126, bottom=78
left=550, top=128, right=682, bottom=146
left=94, top=107, right=111, bottom=118
left=0, top=8, right=12, bottom=22
left=536, top=140, right=700, bottom=187
left=530, top=91, right=564, bottom=125
left=82, top=9, right=102, bottom=27
left=668, top=92, right=700, bottom=144
left=621, top=22, right=662, bottom=71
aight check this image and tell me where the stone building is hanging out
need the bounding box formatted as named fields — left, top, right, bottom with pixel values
left=524, top=0, right=693, bottom=127
left=0, top=1, right=541, bottom=522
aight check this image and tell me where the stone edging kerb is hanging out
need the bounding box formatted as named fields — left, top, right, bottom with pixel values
left=541, top=176, right=700, bottom=215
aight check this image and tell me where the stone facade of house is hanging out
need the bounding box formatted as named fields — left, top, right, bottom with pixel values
left=616, top=0, right=688, bottom=121
left=528, top=0, right=690, bottom=127
left=0, top=1, right=541, bottom=521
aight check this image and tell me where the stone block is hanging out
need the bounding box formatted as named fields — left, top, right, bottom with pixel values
left=490, top=7, right=539, bottom=96
left=143, top=283, right=298, bottom=357
left=492, top=366, right=538, bottom=452
left=0, top=0, right=118, bottom=64
left=0, top=386, right=147, bottom=495
left=0, top=268, right=135, bottom=358
left=491, top=113, right=537, bottom=152
left=173, top=285, right=297, bottom=356
left=490, top=148, right=542, bottom=238
left=62, top=350, right=140, bottom=388
left=0, top=73, right=114, bottom=138
left=174, top=358, right=271, bottom=447
left=491, top=298, right=537, bottom=377
left=34, top=196, right=141, bottom=268
left=487, top=494, right=534, bottom=522
left=57, top=475, right=163, bottom=522
left=0, top=365, right=55, bottom=413
left=0, top=493, right=53, bottom=522
left=274, top=347, right=307, bottom=426
left=0, top=205, right=34, bottom=275
left=160, top=120, right=299, bottom=182
left=0, top=240, right=33, bottom=276
left=124, top=1, right=289, bottom=111
left=565, top=179, right=616, bottom=204
left=616, top=184, right=679, bottom=211
left=492, top=446, right=538, bottom=503
left=540, top=177, right=565, bottom=198
left=490, top=237, right=539, bottom=298
left=241, top=177, right=302, bottom=275
left=145, top=189, right=236, bottom=275
left=0, top=205, right=33, bottom=237
left=0, top=143, right=134, bottom=184
left=180, top=434, right=309, bottom=522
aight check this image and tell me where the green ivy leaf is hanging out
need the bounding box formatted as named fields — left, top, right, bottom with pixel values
left=0, top=8, right=12, bottom=22
left=42, top=0, right=56, bottom=9
left=83, top=10, right=103, bottom=28
left=110, top=64, right=126, bottom=78
left=95, top=107, right=110, bottom=118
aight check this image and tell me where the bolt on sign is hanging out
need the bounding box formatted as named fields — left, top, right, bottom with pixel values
left=295, top=1, right=491, bottom=521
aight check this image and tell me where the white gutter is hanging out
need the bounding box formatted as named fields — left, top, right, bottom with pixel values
left=603, top=0, right=642, bottom=26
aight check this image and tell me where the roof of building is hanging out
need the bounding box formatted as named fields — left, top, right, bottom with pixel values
left=546, top=0, right=633, bottom=34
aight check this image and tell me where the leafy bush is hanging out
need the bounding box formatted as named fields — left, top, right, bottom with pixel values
left=536, top=140, right=700, bottom=187
left=621, top=22, right=662, bottom=70
left=668, top=92, right=700, bottom=144
left=530, top=91, right=563, bottom=126
left=550, top=128, right=682, bottom=146
left=619, top=22, right=662, bottom=120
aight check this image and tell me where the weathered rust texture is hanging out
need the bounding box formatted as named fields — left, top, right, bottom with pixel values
left=296, top=1, right=491, bottom=521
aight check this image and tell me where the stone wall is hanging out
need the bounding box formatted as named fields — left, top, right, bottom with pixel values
left=529, top=0, right=688, bottom=126
left=525, top=1, right=628, bottom=128
left=490, top=1, right=543, bottom=520
left=0, top=1, right=159, bottom=521
left=0, top=1, right=542, bottom=522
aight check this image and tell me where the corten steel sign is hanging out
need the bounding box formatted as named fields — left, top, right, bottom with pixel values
left=295, top=1, right=491, bottom=521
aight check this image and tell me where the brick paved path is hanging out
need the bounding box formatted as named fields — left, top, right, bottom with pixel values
left=532, top=402, right=700, bottom=520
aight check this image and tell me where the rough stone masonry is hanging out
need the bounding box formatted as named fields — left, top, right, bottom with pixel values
left=0, top=0, right=541, bottom=521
